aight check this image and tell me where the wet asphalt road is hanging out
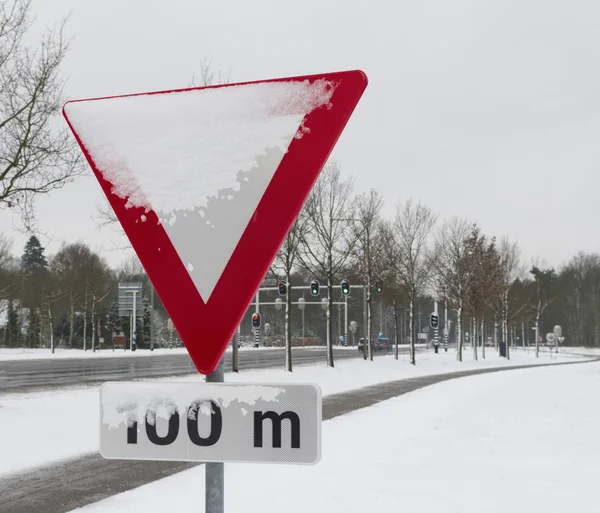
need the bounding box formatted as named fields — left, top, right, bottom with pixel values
left=0, top=346, right=407, bottom=393
left=1, top=356, right=595, bottom=513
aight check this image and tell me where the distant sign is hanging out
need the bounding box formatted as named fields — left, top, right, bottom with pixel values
left=117, top=282, right=142, bottom=317
left=100, top=382, right=321, bottom=464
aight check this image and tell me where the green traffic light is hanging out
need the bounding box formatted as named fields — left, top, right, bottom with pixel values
left=341, top=279, right=350, bottom=295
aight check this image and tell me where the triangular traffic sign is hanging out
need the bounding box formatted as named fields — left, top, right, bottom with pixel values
left=63, top=70, right=368, bottom=374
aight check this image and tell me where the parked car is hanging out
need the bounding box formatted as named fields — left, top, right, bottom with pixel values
left=375, top=338, right=391, bottom=352
left=358, top=338, right=391, bottom=352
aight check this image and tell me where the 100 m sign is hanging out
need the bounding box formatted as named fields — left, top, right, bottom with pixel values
left=99, top=382, right=321, bottom=465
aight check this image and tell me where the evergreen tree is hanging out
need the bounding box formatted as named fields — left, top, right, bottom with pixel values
left=21, top=236, right=49, bottom=312
left=105, top=302, right=122, bottom=341
left=6, top=299, right=19, bottom=346
left=142, top=295, right=151, bottom=347
left=21, top=236, right=48, bottom=272
left=28, top=307, right=41, bottom=348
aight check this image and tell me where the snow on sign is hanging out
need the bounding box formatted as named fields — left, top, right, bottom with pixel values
left=63, top=70, right=368, bottom=374
left=100, top=381, right=322, bottom=464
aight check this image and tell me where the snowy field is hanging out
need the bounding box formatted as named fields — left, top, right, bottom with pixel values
left=0, top=349, right=588, bottom=478
left=68, top=360, right=600, bottom=513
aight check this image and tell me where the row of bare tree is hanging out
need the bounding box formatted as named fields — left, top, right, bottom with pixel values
left=0, top=158, right=594, bottom=370
left=270, top=161, right=555, bottom=370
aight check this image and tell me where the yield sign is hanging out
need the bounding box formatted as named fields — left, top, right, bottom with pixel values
left=63, top=70, right=368, bottom=374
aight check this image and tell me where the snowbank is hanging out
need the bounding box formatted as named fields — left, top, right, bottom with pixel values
left=68, top=360, right=600, bottom=513
left=0, top=349, right=587, bottom=478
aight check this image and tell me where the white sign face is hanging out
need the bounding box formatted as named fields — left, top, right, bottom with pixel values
left=65, top=81, right=334, bottom=303
left=100, top=382, right=321, bottom=465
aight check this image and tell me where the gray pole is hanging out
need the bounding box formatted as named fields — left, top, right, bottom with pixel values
left=363, top=284, right=367, bottom=359
left=131, top=290, right=137, bottom=351
left=150, top=283, right=155, bottom=351
left=232, top=325, right=239, bottom=373
left=205, top=358, right=224, bottom=513
left=344, top=295, right=348, bottom=347
left=379, top=297, right=383, bottom=335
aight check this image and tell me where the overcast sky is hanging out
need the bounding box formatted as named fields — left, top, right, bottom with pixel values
left=1, top=0, right=599, bottom=270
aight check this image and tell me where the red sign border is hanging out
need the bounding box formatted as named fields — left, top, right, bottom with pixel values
left=63, top=70, right=367, bottom=374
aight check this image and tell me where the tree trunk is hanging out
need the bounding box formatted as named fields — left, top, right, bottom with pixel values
left=456, top=299, right=463, bottom=362
left=409, top=297, right=415, bottom=365
left=39, top=308, right=43, bottom=348
left=393, top=297, right=399, bottom=360
left=366, top=276, right=372, bottom=361
left=473, top=317, right=478, bottom=360
left=285, top=274, right=292, bottom=372
left=83, top=286, right=88, bottom=351
left=326, top=273, right=334, bottom=368
left=481, top=318, right=485, bottom=359
left=91, top=295, right=96, bottom=353
left=48, top=305, right=54, bottom=354
left=535, top=300, right=541, bottom=358
left=68, top=292, right=75, bottom=347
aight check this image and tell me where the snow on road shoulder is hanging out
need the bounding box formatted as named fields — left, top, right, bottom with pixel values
left=0, top=349, right=589, bottom=478
left=68, top=361, right=600, bottom=513
left=0, top=346, right=276, bottom=361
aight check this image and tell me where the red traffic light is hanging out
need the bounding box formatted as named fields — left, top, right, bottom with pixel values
left=252, top=313, right=261, bottom=329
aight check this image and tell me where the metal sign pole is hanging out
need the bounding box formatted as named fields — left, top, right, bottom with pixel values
left=205, top=358, right=224, bottom=513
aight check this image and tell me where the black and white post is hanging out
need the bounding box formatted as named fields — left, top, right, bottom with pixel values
left=432, top=302, right=439, bottom=354
left=444, top=302, right=448, bottom=352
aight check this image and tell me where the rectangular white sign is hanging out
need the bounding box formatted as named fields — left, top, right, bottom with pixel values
left=100, top=381, right=321, bottom=465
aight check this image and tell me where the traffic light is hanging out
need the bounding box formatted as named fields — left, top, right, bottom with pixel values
left=375, top=281, right=383, bottom=294
left=252, top=312, right=261, bottom=329
left=278, top=281, right=287, bottom=297
left=341, top=279, right=350, bottom=296
left=430, top=312, right=439, bottom=329
left=310, top=280, right=320, bottom=296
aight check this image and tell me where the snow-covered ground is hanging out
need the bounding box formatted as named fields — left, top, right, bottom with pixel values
left=0, top=349, right=587, bottom=478
left=558, top=346, right=600, bottom=356
left=68, top=360, right=600, bottom=513
left=0, top=343, right=427, bottom=360
left=0, top=346, right=287, bottom=361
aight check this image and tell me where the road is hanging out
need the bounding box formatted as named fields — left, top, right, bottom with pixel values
left=1, top=357, right=594, bottom=513
left=0, top=345, right=409, bottom=392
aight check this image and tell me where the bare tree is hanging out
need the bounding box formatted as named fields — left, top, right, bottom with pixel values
left=190, top=58, right=232, bottom=87
left=530, top=262, right=556, bottom=358
left=50, top=242, right=103, bottom=347
left=497, top=237, right=526, bottom=358
left=299, top=160, right=356, bottom=367
left=351, top=189, right=384, bottom=361
left=394, top=199, right=436, bottom=365
left=271, top=210, right=309, bottom=371
left=431, top=217, right=472, bottom=362
left=0, top=0, right=83, bottom=228
left=379, top=219, right=404, bottom=359
left=463, top=226, right=503, bottom=360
